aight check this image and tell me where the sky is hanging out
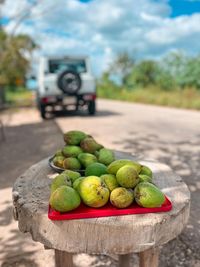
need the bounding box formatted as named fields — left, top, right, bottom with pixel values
left=1, top=0, right=200, bottom=76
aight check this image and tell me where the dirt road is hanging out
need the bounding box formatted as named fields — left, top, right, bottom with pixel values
left=1, top=99, right=200, bottom=267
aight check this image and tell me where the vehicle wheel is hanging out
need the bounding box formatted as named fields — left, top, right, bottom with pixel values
left=57, top=70, right=81, bottom=95
left=40, top=104, right=46, bottom=119
left=88, top=100, right=96, bottom=115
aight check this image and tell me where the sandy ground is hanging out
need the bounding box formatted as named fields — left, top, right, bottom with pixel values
left=0, top=99, right=200, bottom=266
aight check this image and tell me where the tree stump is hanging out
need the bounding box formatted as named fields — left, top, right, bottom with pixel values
left=12, top=151, right=190, bottom=267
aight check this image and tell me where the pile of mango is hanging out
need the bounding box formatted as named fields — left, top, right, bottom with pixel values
left=53, top=130, right=115, bottom=170
left=50, top=130, right=165, bottom=212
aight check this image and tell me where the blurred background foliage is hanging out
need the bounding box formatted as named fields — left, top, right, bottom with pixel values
left=97, top=52, right=200, bottom=109
left=1, top=24, right=200, bottom=109
left=0, top=29, right=37, bottom=87
left=99, top=51, right=200, bottom=90
left=0, top=28, right=37, bottom=106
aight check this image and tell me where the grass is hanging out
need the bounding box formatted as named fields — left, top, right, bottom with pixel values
left=98, top=86, right=200, bottom=110
left=5, top=87, right=35, bottom=107
left=4, top=85, right=200, bottom=110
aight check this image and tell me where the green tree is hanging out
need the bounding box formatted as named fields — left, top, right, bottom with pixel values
left=181, top=56, right=200, bottom=88
left=97, top=71, right=117, bottom=90
left=127, top=60, right=159, bottom=87
left=109, top=52, right=134, bottom=86
left=162, top=52, right=200, bottom=89
left=0, top=29, right=37, bottom=87
left=161, top=52, right=187, bottom=87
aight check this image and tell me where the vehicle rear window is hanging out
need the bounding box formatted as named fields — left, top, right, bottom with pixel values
left=49, top=59, right=87, bottom=74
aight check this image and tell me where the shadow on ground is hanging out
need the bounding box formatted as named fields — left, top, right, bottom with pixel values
left=0, top=202, right=42, bottom=267
left=51, top=109, right=122, bottom=118
left=0, top=205, right=13, bottom=226
left=0, top=120, right=63, bottom=267
left=1, top=234, right=39, bottom=267
left=2, top=256, right=38, bottom=267
left=0, top=121, right=63, bottom=189
left=113, top=131, right=200, bottom=267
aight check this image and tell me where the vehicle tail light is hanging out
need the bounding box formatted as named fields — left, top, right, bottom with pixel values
left=41, top=96, right=56, bottom=103
left=83, top=94, right=96, bottom=101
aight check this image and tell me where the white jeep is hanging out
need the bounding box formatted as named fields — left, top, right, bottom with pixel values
left=37, top=56, right=96, bottom=119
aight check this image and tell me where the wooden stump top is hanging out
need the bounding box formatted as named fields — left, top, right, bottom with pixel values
left=12, top=151, right=190, bottom=254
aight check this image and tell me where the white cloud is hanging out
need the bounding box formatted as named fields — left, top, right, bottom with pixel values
left=146, top=13, right=200, bottom=45
left=1, top=0, right=30, bottom=18
left=2, top=0, right=200, bottom=75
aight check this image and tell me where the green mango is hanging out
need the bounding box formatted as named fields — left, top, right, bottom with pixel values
left=62, top=170, right=81, bottom=183
left=101, top=174, right=119, bottom=191
left=63, top=157, right=81, bottom=170
left=73, top=177, right=85, bottom=192
left=110, top=187, right=134, bottom=208
left=62, top=145, right=83, bottom=157
left=85, top=162, right=107, bottom=177
left=79, top=176, right=109, bottom=208
left=134, top=182, right=165, bottom=208
left=116, top=165, right=139, bottom=188
left=94, top=150, right=100, bottom=158
left=53, top=156, right=65, bottom=168
left=64, top=130, right=87, bottom=145
left=80, top=137, right=103, bottom=154
left=98, top=148, right=115, bottom=165
left=107, top=159, right=142, bottom=175
left=139, top=174, right=152, bottom=183
left=51, top=174, right=72, bottom=194
left=50, top=185, right=81, bottom=212
left=78, top=153, right=97, bottom=168
left=140, top=165, right=153, bottom=178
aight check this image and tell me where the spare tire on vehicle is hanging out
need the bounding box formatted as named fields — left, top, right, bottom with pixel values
left=57, top=70, right=81, bottom=95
